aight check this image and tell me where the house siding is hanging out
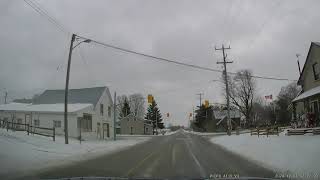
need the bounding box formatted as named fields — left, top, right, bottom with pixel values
left=293, top=43, right=320, bottom=125
left=93, top=89, right=114, bottom=139
left=0, top=111, right=77, bottom=137
left=301, top=45, right=320, bottom=91
left=120, top=119, right=152, bottom=135
left=0, top=87, right=115, bottom=140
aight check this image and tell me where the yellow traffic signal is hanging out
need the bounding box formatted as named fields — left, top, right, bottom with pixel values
left=204, top=100, right=209, bottom=108
left=147, top=94, right=154, bottom=103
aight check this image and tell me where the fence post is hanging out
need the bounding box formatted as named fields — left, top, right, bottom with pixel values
left=79, top=120, right=81, bottom=144
left=27, top=124, right=29, bottom=135
left=53, top=126, right=55, bottom=141
left=257, top=128, right=260, bottom=137
left=6, top=121, right=8, bottom=132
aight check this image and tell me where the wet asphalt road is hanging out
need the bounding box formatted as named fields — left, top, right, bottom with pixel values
left=24, top=130, right=276, bottom=179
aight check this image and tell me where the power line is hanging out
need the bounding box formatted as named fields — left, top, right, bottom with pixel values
left=23, top=0, right=69, bottom=35
left=20, top=0, right=295, bottom=82
left=77, top=35, right=296, bottom=82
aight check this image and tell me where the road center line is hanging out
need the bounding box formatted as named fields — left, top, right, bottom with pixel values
left=124, top=151, right=156, bottom=177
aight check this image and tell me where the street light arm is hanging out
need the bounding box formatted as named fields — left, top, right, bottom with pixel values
left=72, top=39, right=91, bottom=50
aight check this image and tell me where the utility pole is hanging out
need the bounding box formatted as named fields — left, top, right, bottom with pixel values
left=215, top=44, right=233, bottom=135
left=192, top=106, right=195, bottom=121
left=113, top=91, right=117, bottom=141
left=64, top=33, right=76, bottom=144
left=63, top=34, right=91, bottom=144
left=196, top=93, right=204, bottom=107
left=155, top=112, right=158, bottom=135
left=4, top=91, right=8, bottom=104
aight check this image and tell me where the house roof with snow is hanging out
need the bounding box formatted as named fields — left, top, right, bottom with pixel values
left=33, top=86, right=108, bottom=106
left=292, top=85, right=320, bottom=102
left=213, top=110, right=241, bottom=120
left=0, top=103, right=92, bottom=113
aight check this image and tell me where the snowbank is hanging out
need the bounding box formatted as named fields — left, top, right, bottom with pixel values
left=0, top=129, right=150, bottom=178
left=186, top=129, right=251, bottom=136
left=210, top=133, right=320, bottom=175
left=117, top=129, right=178, bottom=137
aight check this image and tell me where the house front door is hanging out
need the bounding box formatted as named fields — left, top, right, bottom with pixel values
left=310, top=100, right=319, bottom=126
left=106, top=123, right=110, bottom=137
left=314, top=101, right=319, bottom=124
left=102, top=123, right=110, bottom=139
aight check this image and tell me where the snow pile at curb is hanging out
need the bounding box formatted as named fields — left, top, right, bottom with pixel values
left=185, top=129, right=251, bottom=136
left=0, top=128, right=150, bottom=177
left=210, top=133, right=320, bottom=174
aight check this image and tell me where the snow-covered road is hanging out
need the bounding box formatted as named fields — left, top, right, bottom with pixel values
left=211, top=132, right=320, bottom=177
left=0, top=129, right=150, bottom=178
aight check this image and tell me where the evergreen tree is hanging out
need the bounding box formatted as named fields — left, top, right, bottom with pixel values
left=145, top=100, right=164, bottom=133
left=120, top=98, right=131, bottom=119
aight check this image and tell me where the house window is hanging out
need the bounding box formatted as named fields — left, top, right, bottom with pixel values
left=53, top=120, right=61, bottom=128
left=312, top=62, right=320, bottom=80
left=78, top=114, right=92, bottom=131
left=108, top=106, right=111, bottom=117
left=34, top=119, right=40, bottom=127
left=100, top=104, right=104, bottom=116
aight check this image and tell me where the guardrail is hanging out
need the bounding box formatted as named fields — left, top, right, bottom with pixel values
left=0, top=120, right=55, bottom=141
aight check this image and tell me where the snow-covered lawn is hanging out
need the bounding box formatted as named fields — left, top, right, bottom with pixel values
left=211, top=132, right=320, bottom=175
left=0, top=128, right=150, bottom=178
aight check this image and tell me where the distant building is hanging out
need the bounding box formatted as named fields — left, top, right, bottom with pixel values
left=214, top=110, right=241, bottom=131
left=292, top=42, right=320, bottom=126
left=119, top=113, right=153, bottom=135
left=12, top=98, right=33, bottom=104
left=191, top=108, right=241, bottom=132
left=0, top=86, right=114, bottom=140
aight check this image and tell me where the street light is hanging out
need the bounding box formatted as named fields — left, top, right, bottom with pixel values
left=64, top=34, right=91, bottom=144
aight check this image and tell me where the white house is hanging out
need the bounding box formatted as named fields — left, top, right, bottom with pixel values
left=0, top=86, right=114, bottom=140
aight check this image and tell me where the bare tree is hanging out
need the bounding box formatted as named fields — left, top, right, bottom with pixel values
left=117, top=95, right=128, bottom=119
left=129, top=93, right=145, bottom=120
left=276, top=82, right=300, bottom=125
left=223, top=69, right=255, bottom=127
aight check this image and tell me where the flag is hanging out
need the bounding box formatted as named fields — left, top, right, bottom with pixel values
left=265, top=95, right=273, bottom=100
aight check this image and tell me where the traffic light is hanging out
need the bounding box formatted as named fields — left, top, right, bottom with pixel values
left=166, top=113, right=170, bottom=117
left=204, top=100, right=209, bottom=108
left=189, top=113, right=192, bottom=117
left=147, top=94, right=153, bottom=103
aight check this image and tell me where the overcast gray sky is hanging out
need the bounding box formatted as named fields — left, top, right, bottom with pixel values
left=1, top=0, right=319, bottom=126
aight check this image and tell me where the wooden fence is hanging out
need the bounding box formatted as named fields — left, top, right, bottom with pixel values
left=287, top=128, right=320, bottom=136
left=250, top=126, right=279, bottom=137
left=0, top=120, right=55, bottom=141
